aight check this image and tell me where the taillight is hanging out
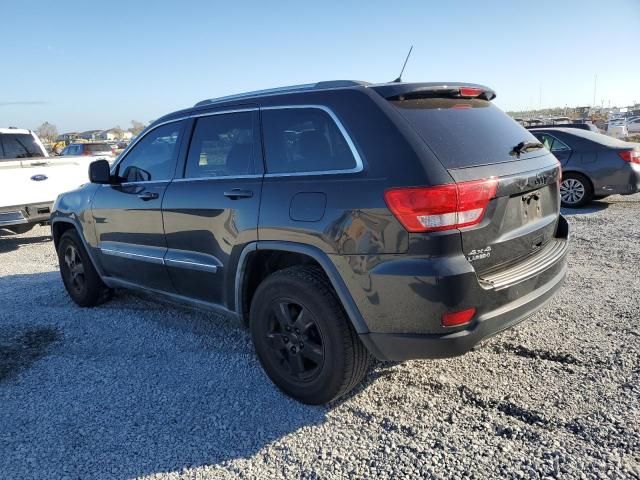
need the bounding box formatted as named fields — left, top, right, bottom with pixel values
left=442, top=308, right=476, bottom=327
left=618, top=150, right=640, bottom=164
left=384, top=179, right=498, bottom=233
left=459, top=87, right=483, bottom=98
left=82, top=149, right=91, bottom=156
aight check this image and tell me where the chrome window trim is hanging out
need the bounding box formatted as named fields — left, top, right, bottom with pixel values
left=191, top=107, right=258, bottom=119
left=261, top=105, right=364, bottom=177
left=101, top=179, right=169, bottom=187
left=172, top=174, right=262, bottom=182
left=111, top=104, right=364, bottom=185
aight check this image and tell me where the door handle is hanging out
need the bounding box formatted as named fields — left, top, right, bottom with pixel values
left=137, top=191, right=159, bottom=201
left=224, top=189, right=253, bottom=200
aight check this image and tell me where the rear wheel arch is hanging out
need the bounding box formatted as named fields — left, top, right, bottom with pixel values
left=235, top=242, right=368, bottom=334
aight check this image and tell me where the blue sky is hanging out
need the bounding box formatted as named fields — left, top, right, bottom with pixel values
left=2, top=0, right=639, bottom=132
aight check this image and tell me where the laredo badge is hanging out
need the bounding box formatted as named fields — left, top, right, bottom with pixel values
left=467, top=246, right=492, bottom=262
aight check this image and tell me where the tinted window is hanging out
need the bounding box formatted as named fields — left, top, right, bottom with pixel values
left=86, top=143, right=112, bottom=153
left=262, top=108, right=356, bottom=174
left=0, top=133, right=45, bottom=159
left=391, top=98, right=542, bottom=169
left=116, top=122, right=182, bottom=182
left=62, top=145, right=81, bottom=155
left=533, top=133, right=572, bottom=153
left=185, top=112, right=256, bottom=178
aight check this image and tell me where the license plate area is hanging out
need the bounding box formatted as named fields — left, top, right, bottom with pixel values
left=520, top=189, right=542, bottom=223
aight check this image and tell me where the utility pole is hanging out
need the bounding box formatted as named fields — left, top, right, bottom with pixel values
left=539, top=83, right=542, bottom=110
left=593, top=74, right=597, bottom=107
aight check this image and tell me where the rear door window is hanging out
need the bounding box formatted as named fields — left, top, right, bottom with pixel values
left=184, top=111, right=257, bottom=178
left=0, top=133, right=45, bottom=159
left=262, top=107, right=357, bottom=174
left=390, top=98, right=543, bottom=169
left=533, top=133, right=571, bottom=153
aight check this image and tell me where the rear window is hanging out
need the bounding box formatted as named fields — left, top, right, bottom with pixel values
left=262, top=107, right=357, bottom=174
left=391, top=98, right=541, bottom=169
left=86, top=143, right=112, bottom=153
left=0, top=133, right=45, bottom=159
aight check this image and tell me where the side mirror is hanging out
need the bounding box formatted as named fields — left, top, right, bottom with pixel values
left=88, top=159, right=111, bottom=184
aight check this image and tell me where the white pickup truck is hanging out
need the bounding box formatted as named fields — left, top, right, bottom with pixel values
left=0, top=128, right=103, bottom=234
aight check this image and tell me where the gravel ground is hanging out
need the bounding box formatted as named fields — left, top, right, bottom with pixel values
left=0, top=195, right=639, bottom=480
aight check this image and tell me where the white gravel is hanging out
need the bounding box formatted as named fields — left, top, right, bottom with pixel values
left=0, top=195, right=639, bottom=479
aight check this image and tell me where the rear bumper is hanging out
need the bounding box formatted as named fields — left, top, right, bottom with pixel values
left=594, top=163, right=640, bottom=196
left=359, top=262, right=566, bottom=360
left=0, top=202, right=53, bottom=227
left=337, top=215, right=570, bottom=361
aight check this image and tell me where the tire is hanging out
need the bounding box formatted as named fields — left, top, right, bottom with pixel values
left=57, top=230, right=112, bottom=307
left=560, top=172, right=593, bottom=208
left=250, top=265, right=370, bottom=404
left=6, top=224, right=34, bottom=235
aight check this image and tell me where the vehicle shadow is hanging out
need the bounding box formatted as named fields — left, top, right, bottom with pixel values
left=561, top=200, right=609, bottom=216
left=0, top=271, right=378, bottom=479
left=0, top=231, right=51, bottom=254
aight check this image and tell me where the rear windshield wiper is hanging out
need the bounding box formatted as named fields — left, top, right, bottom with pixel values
left=510, top=141, right=544, bottom=157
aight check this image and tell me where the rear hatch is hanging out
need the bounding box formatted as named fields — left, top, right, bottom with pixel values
left=84, top=144, right=115, bottom=158
left=381, top=85, right=562, bottom=277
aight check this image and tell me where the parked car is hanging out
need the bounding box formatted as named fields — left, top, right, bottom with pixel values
left=607, top=123, right=629, bottom=139
left=530, top=128, right=640, bottom=207
left=626, top=117, right=640, bottom=134
left=51, top=80, right=569, bottom=404
left=60, top=142, right=115, bottom=162
left=0, top=128, right=94, bottom=234
left=526, top=123, right=599, bottom=133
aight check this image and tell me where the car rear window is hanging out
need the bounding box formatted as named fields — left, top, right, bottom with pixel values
left=390, top=98, right=542, bottom=169
left=0, top=133, right=45, bottom=159
left=86, top=143, right=112, bottom=153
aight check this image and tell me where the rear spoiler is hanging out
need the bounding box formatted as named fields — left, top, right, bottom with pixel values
left=370, top=82, right=496, bottom=101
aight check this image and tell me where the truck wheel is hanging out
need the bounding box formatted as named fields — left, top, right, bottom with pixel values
left=250, top=265, right=370, bottom=404
left=57, top=230, right=112, bottom=307
left=560, top=173, right=593, bottom=208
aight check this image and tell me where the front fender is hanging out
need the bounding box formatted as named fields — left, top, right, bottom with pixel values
left=51, top=184, right=103, bottom=276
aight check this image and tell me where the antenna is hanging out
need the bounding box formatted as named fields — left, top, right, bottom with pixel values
left=392, top=46, right=413, bottom=83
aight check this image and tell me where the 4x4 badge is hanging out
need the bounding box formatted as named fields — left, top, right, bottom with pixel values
left=466, top=246, right=492, bottom=262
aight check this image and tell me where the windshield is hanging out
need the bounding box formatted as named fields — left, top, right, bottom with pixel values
left=391, top=98, right=543, bottom=169
left=0, top=133, right=45, bottom=159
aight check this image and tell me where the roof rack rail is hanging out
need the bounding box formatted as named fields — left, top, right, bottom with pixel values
left=194, top=80, right=368, bottom=107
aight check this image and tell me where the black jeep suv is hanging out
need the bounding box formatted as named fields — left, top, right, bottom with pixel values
left=51, top=80, right=569, bottom=404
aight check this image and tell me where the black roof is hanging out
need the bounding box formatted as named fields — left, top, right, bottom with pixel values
left=193, top=80, right=496, bottom=108
left=153, top=80, right=496, bottom=127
